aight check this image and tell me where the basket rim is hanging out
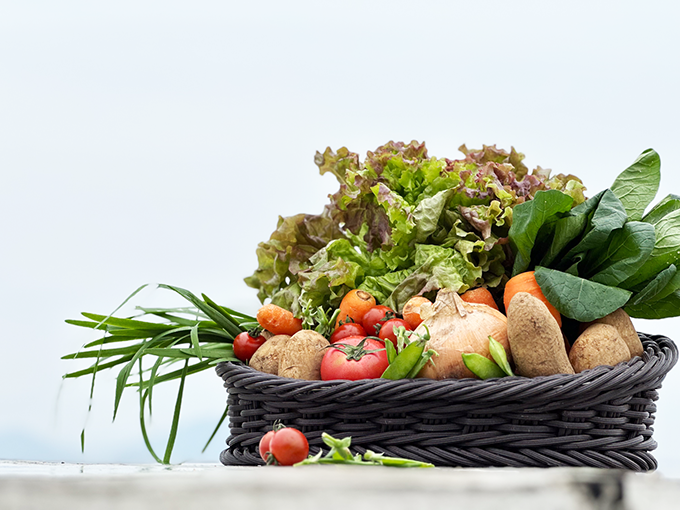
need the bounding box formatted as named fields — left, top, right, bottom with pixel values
left=216, top=333, right=677, bottom=409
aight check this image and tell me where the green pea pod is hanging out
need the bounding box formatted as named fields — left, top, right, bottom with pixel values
left=488, top=336, right=514, bottom=376
left=385, top=338, right=397, bottom=364
left=405, top=348, right=437, bottom=378
left=381, top=341, right=424, bottom=380
left=461, top=353, right=506, bottom=380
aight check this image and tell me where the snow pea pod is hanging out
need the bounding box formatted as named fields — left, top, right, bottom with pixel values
left=488, top=336, right=514, bottom=376
left=461, top=353, right=506, bottom=379
left=381, top=341, right=424, bottom=380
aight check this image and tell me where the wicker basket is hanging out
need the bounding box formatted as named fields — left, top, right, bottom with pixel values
left=216, top=333, right=677, bottom=471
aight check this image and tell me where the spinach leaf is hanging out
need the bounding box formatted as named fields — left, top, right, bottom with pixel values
left=509, top=190, right=574, bottom=276
left=622, top=208, right=680, bottom=288
left=610, top=148, right=661, bottom=221
left=560, top=189, right=628, bottom=264
left=626, top=289, right=680, bottom=319
left=642, top=194, right=680, bottom=226
left=630, top=264, right=677, bottom=306
left=584, top=221, right=656, bottom=286
left=538, top=213, right=589, bottom=267
left=534, top=266, right=632, bottom=322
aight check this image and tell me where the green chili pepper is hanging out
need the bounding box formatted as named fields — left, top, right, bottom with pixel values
left=488, top=336, right=514, bottom=376
left=461, top=352, right=506, bottom=379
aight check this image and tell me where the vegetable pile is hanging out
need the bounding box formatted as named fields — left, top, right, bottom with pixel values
left=63, top=141, right=680, bottom=464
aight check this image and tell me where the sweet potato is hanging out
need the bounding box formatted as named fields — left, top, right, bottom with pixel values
left=506, top=292, right=574, bottom=377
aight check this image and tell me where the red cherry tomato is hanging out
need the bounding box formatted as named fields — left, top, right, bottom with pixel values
left=330, top=322, right=367, bottom=344
left=378, top=318, right=412, bottom=347
left=361, top=305, right=395, bottom=336
left=269, top=427, right=309, bottom=466
left=320, top=336, right=389, bottom=381
left=259, top=430, right=276, bottom=462
left=233, top=331, right=267, bottom=362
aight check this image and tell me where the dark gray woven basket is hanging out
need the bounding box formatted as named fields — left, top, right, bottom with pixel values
left=216, top=333, right=677, bottom=470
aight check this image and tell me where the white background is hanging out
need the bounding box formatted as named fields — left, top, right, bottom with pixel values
left=1, top=1, right=679, bottom=474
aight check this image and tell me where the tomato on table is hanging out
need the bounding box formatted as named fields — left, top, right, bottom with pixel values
left=378, top=318, right=412, bottom=347
left=321, top=336, right=388, bottom=381
left=330, top=322, right=367, bottom=344
left=233, top=331, right=267, bottom=362
left=362, top=305, right=395, bottom=336
left=269, top=427, right=309, bottom=466
left=258, top=430, right=276, bottom=462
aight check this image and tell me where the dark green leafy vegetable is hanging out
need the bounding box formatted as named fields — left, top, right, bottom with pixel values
left=535, top=267, right=632, bottom=322
left=509, top=190, right=574, bottom=276
left=610, top=148, right=661, bottom=221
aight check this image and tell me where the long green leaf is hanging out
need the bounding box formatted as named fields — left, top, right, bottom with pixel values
left=63, top=355, right=135, bottom=378
left=159, top=284, right=242, bottom=338
left=163, top=359, right=189, bottom=464
left=139, top=365, right=163, bottom=464
left=202, top=405, right=229, bottom=454
left=190, top=324, right=202, bottom=361
left=81, top=313, right=175, bottom=331
left=132, top=360, right=213, bottom=389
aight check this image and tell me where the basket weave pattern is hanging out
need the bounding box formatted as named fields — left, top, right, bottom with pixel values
left=216, top=333, right=677, bottom=470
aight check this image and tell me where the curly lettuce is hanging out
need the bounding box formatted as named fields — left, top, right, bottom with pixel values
left=246, top=141, right=585, bottom=313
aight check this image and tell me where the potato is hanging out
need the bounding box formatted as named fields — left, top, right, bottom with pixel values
left=249, top=335, right=290, bottom=375
left=590, top=308, right=643, bottom=359
left=507, top=292, right=574, bottom=377
left=278, top=330, right=330, bottom=380
left=569, top=324, right=631, bottom=373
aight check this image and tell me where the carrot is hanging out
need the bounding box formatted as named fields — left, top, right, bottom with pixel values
left=257, top=304, right=303, bottom=336
left=504, top=271, right=562, bottom=327
left=402, top=296, right=431, bottom=329
left=335, top=289, right=376, bottom=328
left=460, top=288, right=499, bottom=311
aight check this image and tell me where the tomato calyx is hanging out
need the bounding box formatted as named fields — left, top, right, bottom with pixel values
left=331, top=337, right=385, bottom=361
left=247, top=326, right=264, bottom=338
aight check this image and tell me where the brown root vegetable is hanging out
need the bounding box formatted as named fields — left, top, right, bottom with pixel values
left=589, top=308, right=643, bottom=359
left=278, top=330, right=330, bottom=380
left=507, top=292, right=574, bottom=377
left=569, top=324, right=631, bottom=373
left=249, top=334, right=290, bottom=375
left=415, top=288, right=510, bottom=380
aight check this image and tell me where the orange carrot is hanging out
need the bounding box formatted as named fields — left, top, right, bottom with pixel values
left=460, top=288, right=499, bottom=311
left=504, top=271, right=562, bottom=327
left=335, top=289, right=376, bottom=328
left=402, top=296, right=431, bottom=329
left=257, top=304, right=303, bottom=336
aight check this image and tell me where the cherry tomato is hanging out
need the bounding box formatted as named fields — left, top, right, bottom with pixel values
left=259, top=430, right=276, bottom=462
left=269, top=427, right=309, bottom=466
left=321, top=336, right=389, bottom=381
left=233, top=331, right=267, bottom=362
left=329, top=322, right=367, bottom=344
left=362, top=305, right=395, bottom=336
left=378, top=318, right=412, bottom=347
